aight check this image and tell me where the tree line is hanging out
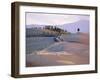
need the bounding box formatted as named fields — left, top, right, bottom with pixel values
left=44, top=25, right=67, bottom=33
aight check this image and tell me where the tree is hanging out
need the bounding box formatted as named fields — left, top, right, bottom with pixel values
left=77, top=28, right=80, bottom=32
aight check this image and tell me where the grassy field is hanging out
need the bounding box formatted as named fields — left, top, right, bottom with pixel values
left=26, top=37, right=55, bottom=54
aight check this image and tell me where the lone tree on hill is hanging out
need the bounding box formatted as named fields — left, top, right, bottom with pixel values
left=77, top=28, right=80, bottom=32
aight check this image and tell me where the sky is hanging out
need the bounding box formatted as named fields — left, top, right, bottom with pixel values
left=26, top=12, right=90, bottom=33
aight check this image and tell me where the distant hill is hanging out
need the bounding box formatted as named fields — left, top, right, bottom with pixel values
left=26, top=20, right=89, bottom=37
left=26, top=24, right=44, bottom=29
left=26, top=24, right=61, bottom=28
left=26, top=28, right=66, bottom=37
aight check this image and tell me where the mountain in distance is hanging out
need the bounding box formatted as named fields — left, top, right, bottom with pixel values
left=26, top=24, right=44, bottom=29
left=26, top=24, right=60, bottom=29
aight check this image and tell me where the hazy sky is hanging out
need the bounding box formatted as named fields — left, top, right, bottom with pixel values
left=26, top=12, right=89, bottom=25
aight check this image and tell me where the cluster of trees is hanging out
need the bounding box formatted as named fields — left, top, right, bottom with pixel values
left=26, top=25, right=80, bottom=37
left=44, top=26, right=80, bottom=33
left=26, top=26, right=67, bottom=37
left=44, top=25, right=67, bottom=33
